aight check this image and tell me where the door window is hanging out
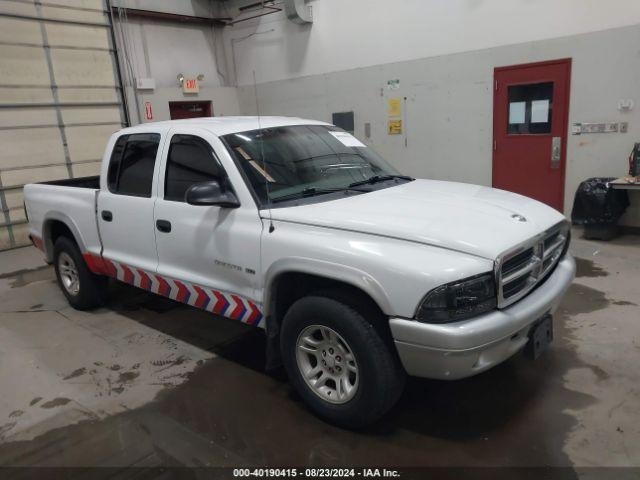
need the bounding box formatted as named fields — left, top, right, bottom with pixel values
left=107, top=133, right=160, bottom=197
left=507, top=82, right=553, bottom=134
left=164, top=134, right=225, bottom=202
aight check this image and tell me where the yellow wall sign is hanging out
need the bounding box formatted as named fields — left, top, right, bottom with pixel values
left=387, top=97, right=401, bottom=117
left=388, top=119, right=402, bottom=135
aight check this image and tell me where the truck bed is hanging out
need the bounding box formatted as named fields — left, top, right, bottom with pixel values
left=39, top=175, right=100, bottom=189
left=23, top=177, right=103, bottom=260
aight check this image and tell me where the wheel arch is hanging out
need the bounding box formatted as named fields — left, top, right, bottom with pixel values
left=41, top=212, right=87, bottom=262
left=261, top=258, right=394, bottom=370
left=263, top=257, right=393, bottom=320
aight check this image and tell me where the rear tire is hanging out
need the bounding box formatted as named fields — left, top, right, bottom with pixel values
left=53, top=236, right=106, bottom=310
left=280, top=293, right=405, bottom=428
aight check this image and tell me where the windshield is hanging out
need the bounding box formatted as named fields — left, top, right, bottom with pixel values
left=222, top=125, right=405, bottom=205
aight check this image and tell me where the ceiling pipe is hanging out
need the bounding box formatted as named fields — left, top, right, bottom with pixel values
left=284, top=0, right=312, bottom=24
left=112, top=7, right=230, bottom=26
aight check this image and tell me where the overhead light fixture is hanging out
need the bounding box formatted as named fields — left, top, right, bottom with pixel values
left=197, top=74, right=205, bottom=81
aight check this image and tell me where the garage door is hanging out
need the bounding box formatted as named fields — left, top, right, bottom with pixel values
left=0, top=0, right=127, bottom=250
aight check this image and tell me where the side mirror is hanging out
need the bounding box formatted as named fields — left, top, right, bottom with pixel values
left=185, top=180, right=240, bottom=208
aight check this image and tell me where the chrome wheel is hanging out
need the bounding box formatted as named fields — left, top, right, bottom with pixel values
left=58, top=252, right=80, bottom=296
left=296, top=325, right=359, bottom=404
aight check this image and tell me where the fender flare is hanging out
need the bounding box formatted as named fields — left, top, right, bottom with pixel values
left=262, top=257, right=393, bottom=318
left=41, top=211, right=88, bottom=262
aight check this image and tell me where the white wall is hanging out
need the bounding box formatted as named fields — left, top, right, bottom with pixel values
left=236, top=25, right=640, bottom=226
left=110, top=1, right=640, bottom=227
left=224, top=0, right=640, bottom=86
left=125, top=20, right=224, bottom=88
left=113, top=15, right=240, bottom=123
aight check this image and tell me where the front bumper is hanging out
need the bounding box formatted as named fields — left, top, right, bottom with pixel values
left=389, top=255, right=576, bottom=380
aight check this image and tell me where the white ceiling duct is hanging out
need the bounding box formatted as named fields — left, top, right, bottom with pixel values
left=284, top=0, right=312, bottom=24
left=213, top=0, right=312, bottom=26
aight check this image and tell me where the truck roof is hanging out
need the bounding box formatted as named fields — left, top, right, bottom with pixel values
left=118, top=116, right=331, bottom=137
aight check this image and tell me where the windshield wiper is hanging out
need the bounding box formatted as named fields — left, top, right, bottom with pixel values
left=348, top=175, right=414, bottom=188
left=271, top=187, right=367, bottom=204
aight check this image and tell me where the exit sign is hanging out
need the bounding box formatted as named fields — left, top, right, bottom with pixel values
left=182, top=78, right=199, bottom=93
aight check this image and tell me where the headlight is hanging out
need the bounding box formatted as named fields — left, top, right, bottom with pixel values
left=415, top=273, right=497, bottom=324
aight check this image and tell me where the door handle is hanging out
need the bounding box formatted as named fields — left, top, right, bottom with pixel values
left=551, top=137, right=561, bottom=169
left=156, top=219, right=172, bottom=233
left=101, top=210, right=113, bottom=222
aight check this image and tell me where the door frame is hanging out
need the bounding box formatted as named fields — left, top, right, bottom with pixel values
left=168, top=100, right=213, bottom=120
left=492, top=58, right=572, bottom=212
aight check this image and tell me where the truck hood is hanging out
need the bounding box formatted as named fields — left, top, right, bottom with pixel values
left=265, top=179, right=567, bottom=260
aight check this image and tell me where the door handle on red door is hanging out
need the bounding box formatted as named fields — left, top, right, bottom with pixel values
left=156, top=219, right=172, bottom=233
left=551, top=137, right=561, bottom=169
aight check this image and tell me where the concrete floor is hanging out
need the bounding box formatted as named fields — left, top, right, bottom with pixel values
left=0, top=231, right=638, bottom=471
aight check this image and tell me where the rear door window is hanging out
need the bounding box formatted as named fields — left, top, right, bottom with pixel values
left=107, top=133, right=160, bottom=197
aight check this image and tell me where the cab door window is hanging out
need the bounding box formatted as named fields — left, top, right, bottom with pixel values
left=107, top=133, right=160, bottom=197
left=164, top=134, right=225, bottom=202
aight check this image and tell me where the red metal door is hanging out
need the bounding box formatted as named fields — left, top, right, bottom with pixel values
left=493, top=59, right=571, bottom=211
left=168, top=101, right=212, bottom=120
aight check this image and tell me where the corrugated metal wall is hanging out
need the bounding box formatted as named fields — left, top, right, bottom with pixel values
left=0, top=0, right=127, bottom=250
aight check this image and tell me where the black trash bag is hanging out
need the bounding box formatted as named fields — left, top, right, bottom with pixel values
left=571, top=177, right=630, bottom=225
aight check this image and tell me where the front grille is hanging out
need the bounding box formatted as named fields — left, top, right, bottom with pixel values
left=502, top=272, right=530, bottom=299
left=502, top=247, right=534, bottom=278
left=496, top=222, right=569, bottom=307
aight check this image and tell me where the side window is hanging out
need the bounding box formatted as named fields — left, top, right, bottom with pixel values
left=107, top=133, right=160, bottom=197
left=164, top=134, right=224, bottom=202
left=107, top=135, right=128, bottom=191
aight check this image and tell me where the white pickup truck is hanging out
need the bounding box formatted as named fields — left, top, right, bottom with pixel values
left=24, top=117, right=575, bottom=427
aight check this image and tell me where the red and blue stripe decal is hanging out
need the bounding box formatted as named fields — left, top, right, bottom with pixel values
left=82, top=253, right=264, bottom=328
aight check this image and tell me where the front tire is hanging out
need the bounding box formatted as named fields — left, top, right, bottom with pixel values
left=280, top=294, right=405, bottom=428
left=53, top=236, right=106, bottom=310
